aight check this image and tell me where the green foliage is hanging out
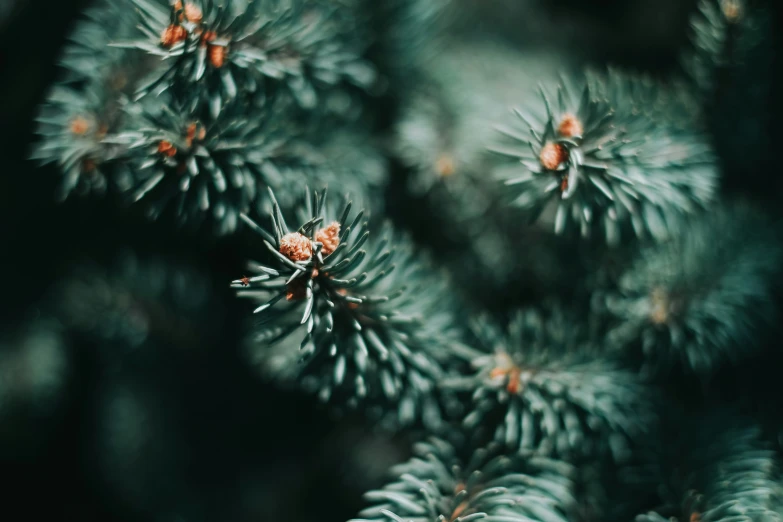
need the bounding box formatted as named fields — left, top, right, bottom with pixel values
left=32, top=0, right=385, bottom=234
left=682, top=0, right=740, bottom=94
left=450, top=306, right=657, bottom=464
left=635, top=410, right=783, bottom=522
left=350, top=438, right=578, bottom=522
left=492, top=69, right=717, bottom=244
left=679, top=0, right=773, bottom=98
left=57, top=0, right=142, bottom=83
left=109, top=94, right=309, bottom=233
left=31, top=83, right=131, bottom=199
left=362, top=0, right=452, bottom=91
left=31, top=0, right=155, bottom=200
left=393, top=40, right=570, bottom=199
left=597, top=201, right=783, bottom=377
left=234, top=189, right=464, bottom=429
left=390, top=40, right=582, bottom=308
left=114, top=0, right=376, bottom=114
left=682, top=0, right=777, bottom=191
left=19, top=0, right=783, bottom=518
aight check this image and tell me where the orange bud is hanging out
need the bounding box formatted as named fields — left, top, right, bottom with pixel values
left=539, top=142, right=568, bottom=170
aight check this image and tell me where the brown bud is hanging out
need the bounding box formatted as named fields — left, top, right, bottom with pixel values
left=559, top=174, right=569, bottom=194
left=649, top=287, right=669, bottom=325
left=722, top=0, right=741, bottom=22
left=157, top=140, right=177, bottom=157
left=69, top=116, right=90, bottom=135
left=183, top=3, right=203, bottom=23
left=315, top=221, right=341, bottom=256
left=539, top=142, right=568, bottom=170
left=506, top=367, right=522, bottom=394
left=208, top=44, right=227, bottom=68
left=279, top=232, right=312, bottom=261
left=557, top=113, right=584, bottom=138
left=185, top=122, right=206, bottom=147
left=435, top=154, right=456, bottom=177
left=160, top=24, right=187, bottom=47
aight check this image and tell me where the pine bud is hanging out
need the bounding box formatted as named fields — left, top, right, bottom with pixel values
left=185, top=122, right=206, bottom=147
left=279, top=232, right=312, bottom=261
left=69, top=116, right=90, bottom=136
left=557, top=113, right=584, bottom=138
left=539, top=142, right=568, bottom=170
left=722, top=0, right=741, bottom=22
left=157, top=140, right=177, bottom=157
left=160, top=24, right=187, bottom=47
left=208, top=44, right=227, bottom=68
left=183, top=3, right=203, bottom=23
left=315, top=222, right=341, bottom=255
left=649, top=287, right=669, bottom=325
left=435, top=154, right=456, bottom=177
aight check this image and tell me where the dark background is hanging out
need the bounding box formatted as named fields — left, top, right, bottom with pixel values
left=1, top=0, right=782, bottom=521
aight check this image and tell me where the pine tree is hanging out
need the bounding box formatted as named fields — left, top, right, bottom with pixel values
left=5, top=0, right=783, bottom=520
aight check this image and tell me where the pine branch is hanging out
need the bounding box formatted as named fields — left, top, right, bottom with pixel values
left=450, top=306, right=658, bottom=464
left=57, top=0, right=144, bottom=84
left=393, top=40, right=572, bottom=201
left=635, top=409, right=783, bottom=522
left=350, top=438, right=578, bottom=522
left=681, top=0, right=745, bottom=96
left=234, top=188, right=466, bottom=429
left=493, top=69, right=718, bottom=244
left=362, top=0, right=452, bottom=92
left=389, top=40, right=585, bottom=310
left=30, top=0, right=157, bottom=201
left=114, top=0, right=376, bottom=115
left=107, top=93, right=312, bottom=234
left=31, top=83, right=129, bottom=200
left=597, top=200, right=783, bottom=377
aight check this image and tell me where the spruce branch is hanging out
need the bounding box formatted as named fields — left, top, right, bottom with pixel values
left=30, top=0, right=156, bottom=201
left=107, top=93, right=311, bottom=234
left=681, top=0, right=746, bottom=96
left=31, top=83, right=131, bottom=200
left=493, top=70, right=717, bottom=244
left=57, top=0, right=145, bottom=84
left=114, top=0, right=376, bottom=115
left=680, top=0, right=776, bottom=191
left=234, top=189, right=465, bottom=429
left=450, top=306, right=657, bottom=464
left=363, top=0, right=452, bottom=91
left=635, top=410, right=783, bottom=522
left=597, top=201, right=783, bottom=377
left=350, top=438, right=578, bottom=522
